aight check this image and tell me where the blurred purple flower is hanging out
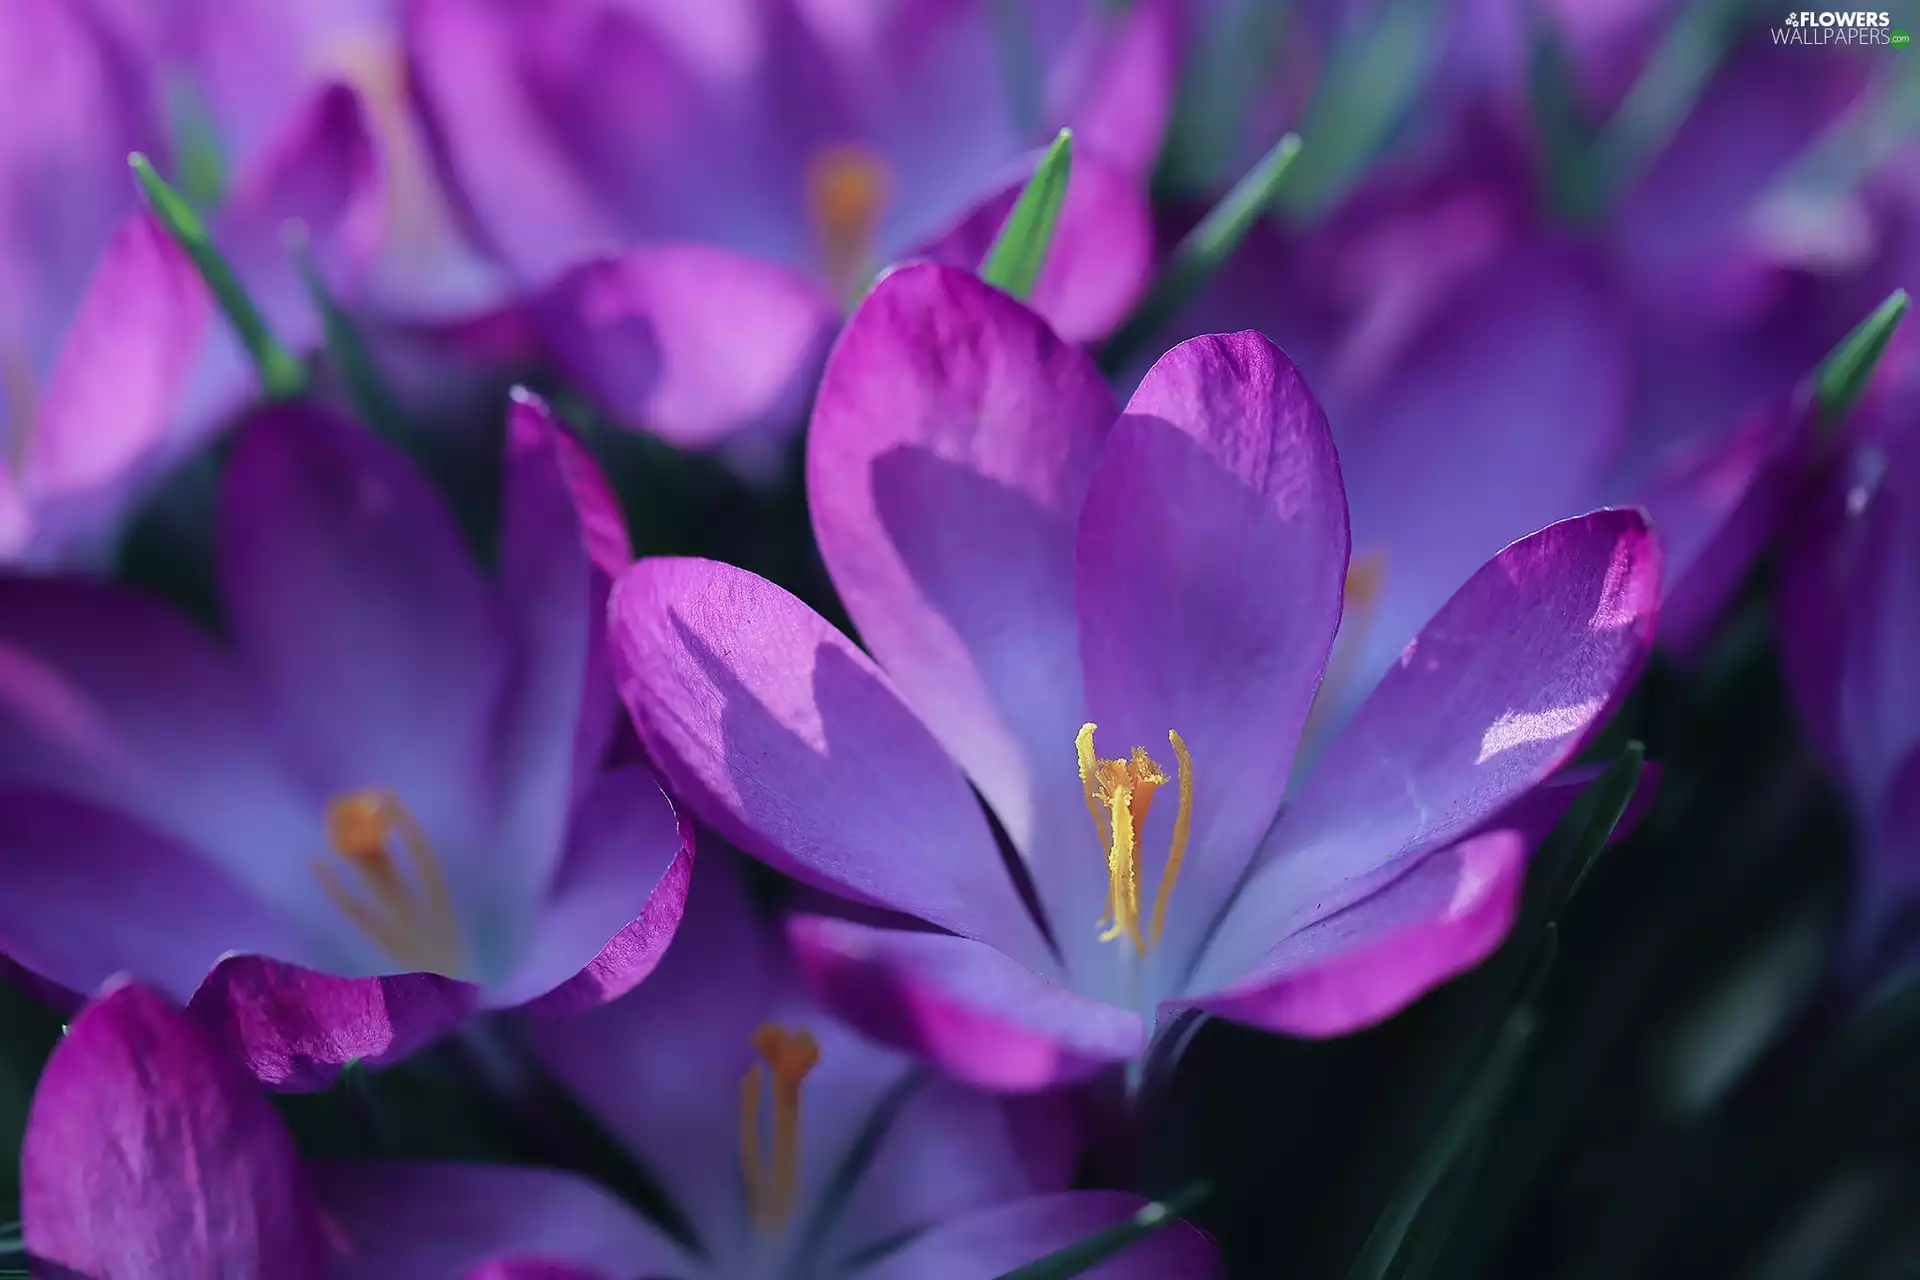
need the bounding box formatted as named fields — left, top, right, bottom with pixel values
left=608, top=263, right=1663, bottom=1091
left=0, top=393, right=690, bottom=1089
left=406, top=0, right=1179, bottom=449
left=323, top=854, right=1218, bottom=1278
left=1169, top=17, right=1899, bottom=727
left=0, top=0, right=389, bottom=568
left=22, top=892, right=1218, bottom=1279
left=1778, top=360, right=1920, bottom=975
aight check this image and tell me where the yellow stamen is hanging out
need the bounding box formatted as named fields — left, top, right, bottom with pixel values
left=1149, top=731, right=1194, bottom=948
left=1076, top=724, right=1195, bottom=955
left=739, top=1023, right=820, bottom=1235
left=805, top=144, right=891, bottom=306
left=313, top=789, right=466, bottom=977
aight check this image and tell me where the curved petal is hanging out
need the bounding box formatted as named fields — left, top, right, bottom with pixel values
left=536, top=244, right=837, bottom=449
left=859, top=1190, right=1220, bottom=1280
left=16, top=214, right=209, bottom=564
left=1049, top=0, right=1181, bottom=180
left=1197, top=509, right=1662, bottom=992
left=490, top=390, right=631, bottom=907
left=316, top=1161, right=691, bottom=1280
left=818, top=1076, right=1081, bottom=1274
left=464, top=1263, right=608, bottom=1280
left=404, top=0, right=626, bottom=283
left=789, top=915, right=1146, bottom=1092
left=489, top=766, right=693, bottom=1013
left=919, top=149, right=1155, bottom=342
left=1635, top=395, right=1811, bottom=656
left=22, top=982, right=325, bottom=1280
left=217, top=81, right=383, bottom=354
left=217, top=403, right=511, bottom=900
left=807, top=261, right=1115, bottom=927
left=1193, top=828, right=1525, bottom=1036
left=0, top=791, right=303, bottom=1004
left=0, top=0, right=158, bottom=364
left=525, top=853, right=789, bottom=1253
left=1077, top=333, right=1348, bottom=975
left=186, top=955, right=478, bottom=1091
left=607, top=556, right=1050, bottom=968
left=0, top=576, right=320, bottom=911
left=1329, top=249, right=1630, bottom=733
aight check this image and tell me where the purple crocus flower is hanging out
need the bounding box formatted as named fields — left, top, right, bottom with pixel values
left=406, top=0, right=1178, bottom=449
left=21, top=890, right=1219, bottom=1278
left=0, top=0, right=385, bottom=568
left=0, top=392, right=690, bottom=1089
left=1168, top=34, right=1894, bottom=731
left=320, top=854, right=1218, bottom=1278
left=608, top=262, right=1662, bottom=1091
left=1778, top=362, right=1920, bottom=975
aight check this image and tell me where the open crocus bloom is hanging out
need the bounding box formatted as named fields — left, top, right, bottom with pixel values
left=26, top=969, right=1215, bottom=1280
left=610, top=263, right=1663, bottom=1091
left=0, top=0, right=385, bottom=568
left=1778, top=377, right=1920, bottom=972
left=406, top=0, right=1175, bottom=448
left=318, top=855, right=1217, bottom=1279
left=0, top=392, right=690, bottom=1088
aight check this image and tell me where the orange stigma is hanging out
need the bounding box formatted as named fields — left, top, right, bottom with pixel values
left=739, top=1023, right=820, bottom=1236
left=314, top=789, right=465, bottom=977
left=805, top=144, right=891, bottom=306
left=1076, top=724, right=1195, bottom=954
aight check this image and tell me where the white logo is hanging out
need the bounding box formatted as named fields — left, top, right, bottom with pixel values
left=1774, top=9, right=1897, bottom=41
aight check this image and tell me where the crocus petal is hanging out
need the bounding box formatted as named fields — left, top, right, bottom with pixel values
left=1196, top=509, right=1661, bottom=992
left=217, top=404, right=511, bottom=899
left=1193, top=827, right=1525, bottom=1036
left=186, top=955, right=478, bottom=1091
left=488, top=765, right=693, bottom=1013
left=490, top=390, right=631, bottom=907
left=0, top=576, right=320, bottom=911
left=1077, top=333, right=1348, bottom=972
left=316, top=1161, right=691, bottom=1280
left=14, top=214, right=209, bottom=564
left=818, top=1076, right=1082, bottom=1274
left=608, top=556, right=1052, bottom=969
left=1329, top=250, right=1630, bottom=728
left=1050, top=0, right=1181, bottom=180
left=0, top=792, right=301, bottom=1004
left=789, top=914, right=1147, bottom=1092
left=405, top=0, right=626, bottom=282
left=22, top=982, right=325, bottom=1280
left=920, top=149, right=1155, bottom=342
left=1634, top=395, right=1811, bottom=656
left=525, top=853, right=787, bottom=1253
left=858, top=1190, right=1220, bottom=1280
left=0, top=0, right=158, bottom=365
left=537, top=244, right=838, bottom=448
left=217, top=81, right=383, bottom=349
left=464, top=1263, right=608, bottom=1280
left=807, top=261, right=1115, bottom=924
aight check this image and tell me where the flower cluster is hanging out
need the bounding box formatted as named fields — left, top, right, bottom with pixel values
left=0, top=0, right=1912, bottom=1276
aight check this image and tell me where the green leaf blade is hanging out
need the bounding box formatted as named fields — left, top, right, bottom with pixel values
left=1817, top=288, right=1909, bottom=430
left=129, top=152, right=306, bottom=402
left=980, top=129, right=1074, bottom=301
left=993, top=1183, right=1210, bottom=1280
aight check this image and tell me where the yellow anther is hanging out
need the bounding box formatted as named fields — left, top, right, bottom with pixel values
left=313, top=789, right=466, bottom=977
left=805, top=144, right=891, bottom=306
left=1076, top=724, right=1195, bottom=954
left=740, top=1023, right=820, bottom=1235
